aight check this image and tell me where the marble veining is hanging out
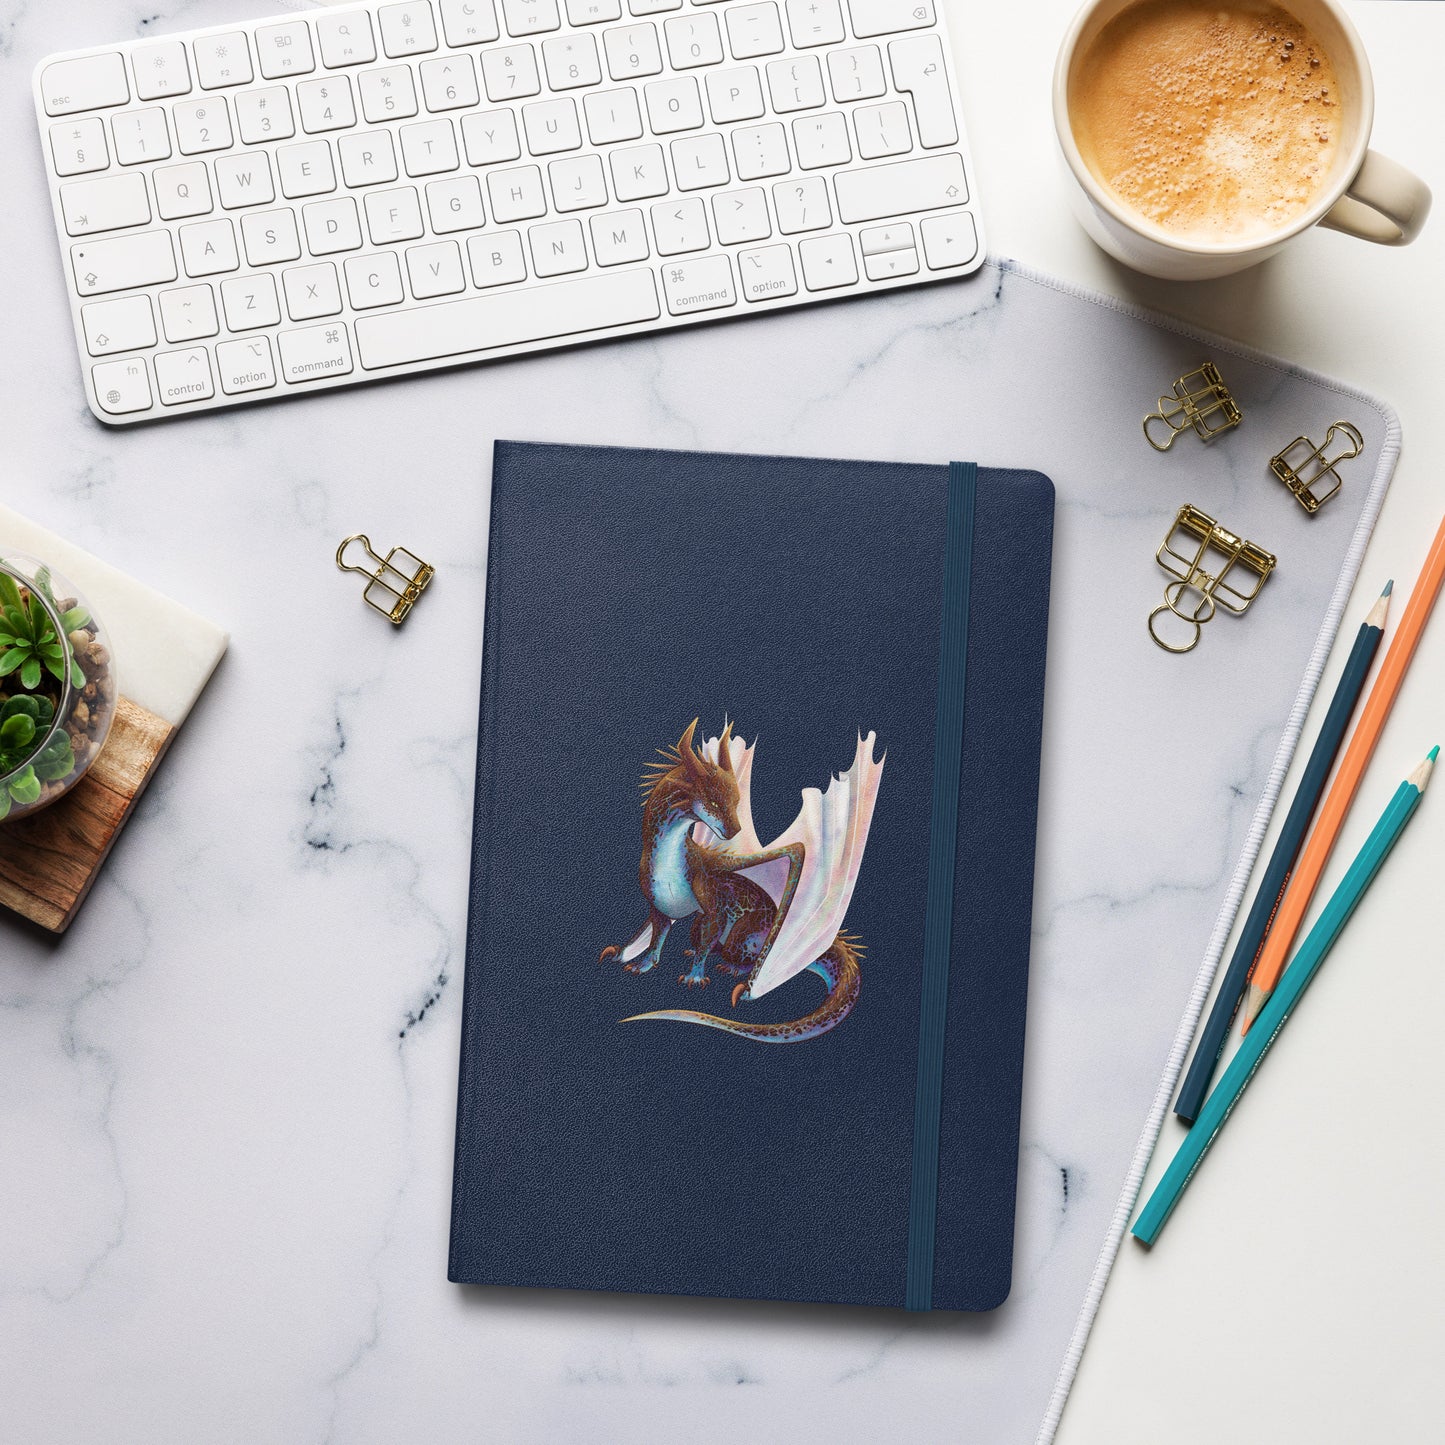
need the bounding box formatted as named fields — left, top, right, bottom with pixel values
left=0, top=3, right=1394, bottom=1440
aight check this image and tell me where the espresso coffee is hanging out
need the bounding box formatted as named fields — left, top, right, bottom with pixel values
left=1070, top=0, right=1342, bottom=243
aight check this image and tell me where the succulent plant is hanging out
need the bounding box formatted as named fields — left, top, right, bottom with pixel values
left=0, top=694, right=76, bottom=820
left=0, top=566, right=88, bottom=692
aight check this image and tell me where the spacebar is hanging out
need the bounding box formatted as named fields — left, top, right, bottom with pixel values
left=356, top=269, right=661, bottom=370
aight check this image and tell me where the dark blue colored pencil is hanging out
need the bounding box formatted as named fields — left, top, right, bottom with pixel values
left=1173, top=580, right=1392, bottom=1124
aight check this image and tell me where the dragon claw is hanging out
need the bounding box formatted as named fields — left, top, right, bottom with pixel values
left=679, top=971, right=709, bottom=988
left=624, top=959, right=654, bottom=975
left=599, top=945, right=620, bottom=964
left=731, top=982, right=748, bottom=1008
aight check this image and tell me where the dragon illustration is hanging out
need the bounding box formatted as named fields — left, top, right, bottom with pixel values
left=598, top=719, right=884, bottom=1043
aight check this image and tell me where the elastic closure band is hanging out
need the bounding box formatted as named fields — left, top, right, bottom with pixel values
left=904, top=460, right=977, bottom=1312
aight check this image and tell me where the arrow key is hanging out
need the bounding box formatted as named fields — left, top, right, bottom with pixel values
left=863, top=246, right=918, bottom=281
left=798, top=231, right=857, bottom=290
left=920, top=211, right=978, bottom=270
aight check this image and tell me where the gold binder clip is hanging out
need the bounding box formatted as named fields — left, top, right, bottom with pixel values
left=1143, top=362, right=1242, bottom=451
left=336, top=534, right=434, bottom=624
left=1149, top=504, right=1276, bottom=654
left=1269, top=420, right=1363, bottom=515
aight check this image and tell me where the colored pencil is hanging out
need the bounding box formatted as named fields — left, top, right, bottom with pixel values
left=1241, top=513, right=1445, bottom=1035
left=1135, top=748, right=1435, bottom=1246
left=1173, top=582, right=1392, bottom=1123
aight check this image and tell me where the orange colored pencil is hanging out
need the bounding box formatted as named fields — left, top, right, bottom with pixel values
left=1240, top=511, right=1445, bottom=1035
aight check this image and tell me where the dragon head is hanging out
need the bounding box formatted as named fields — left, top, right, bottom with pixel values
left=675, top=717, right=741, bottom=840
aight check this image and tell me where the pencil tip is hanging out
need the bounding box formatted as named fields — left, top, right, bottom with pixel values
left=1382, top=579, right=1394, bottom=597
left=1430, top=746, right=1440, bottom=763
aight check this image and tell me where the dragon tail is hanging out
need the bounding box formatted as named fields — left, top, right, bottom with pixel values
left=620, top=936, right=862, bottom=1043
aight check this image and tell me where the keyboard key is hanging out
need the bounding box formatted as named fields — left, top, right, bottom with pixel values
left=355, top=268, right=660, bottom=367
left=155, top=161, right=212, bottom=219
left=604, top=24, right=663, bottom=80
left=344, top=252, right=406, bottom=307
left=731, top=122, right=789, bottom=180
left=832, top=151, right=965, bottom=221
left=583, top=88, right=643, bottom=144
left=798, top=230, right=856, bottom=288
left=671, top=134, right=729, bottom=190
left=482, top=44, right=543, bottom=100
left=467, top=230, right=528, bottom=285
left=660, top=253, right=734, bottom=313
left=487, top=164, right=547, bottom=220
left=461, top=109, right=523, bottom=164
left=566, top=0, right=622, bottom=21
left=179, top=218, right=239, bottom=276
left=278, top=141, right=337, bottom=198
left=72, top=231, right=176, bottom=295
left=360, top=66, right=420, bottom=122
left=133, top=42, right=191, bottom=101
left=793, top=112, right=850, bottom=169
left=298, top=77, right=358, bottom=133
left=863, top=245, right=917, bottom=279
left=154, top=345, right=215, bottom=404
left=193, top=33, right=254, bottom=90
left=773, top=175, right=830, bottom=232
left=379, top=3, right=440, bottom=56
left=542, top=33, right=602, bottom=89
left=60, top=174, right=150, bottom=236
left=847, top=0, right=933, bottom=38
left=421, top=56, right=480, bottom=110
left=767, top=55, right=825, bottom=112
left=91, top=356, right=152, bottom=414
left=278, top=322, right=354, bottom=383
left=406, top=239, right=467, bottom=295
left=365, top=187, right=426, bottom=243
left=81, top=295, right=156, bottom=356
left=523, top=98, right=582, bottom=154
left=664, top=13, right=723, bottom=68
left=256, top=22, right=316, bottom=79
left=426, top=174, right=487, bottom=230
left=705, top=66, right=764, bottom=123
left=241, top=209, right=302, bottom=266
left=786, top=0, right=844, bottom=47
left=651, top=195, right=709, bottom=254
left=159, top=284, right=219, bottom=341
left=304, top=197, right=363, bottom=254
left=711, top=186, right=770, bottom=243
left=442, top=0, right=502, bottom=45
left=854, top=100, right=912, bottom=158
left=50, top=119, right=108, bottom=176
left=283, top=263, right=344, bottom=320
left=217, top=336, right=278, bottom=393
left=644, top=76, right=703, bottom=133
left=339, top=130, right=400, bottom=186
left=827, top=45, right=885, bottom=101
left=401, top=119, right=459, bottom=174
left=528, top=218, right=587, bottom=276
left=173, top=98, right=232, bottom=154
left=221, top=272, right=281, bottom=330
left=316, top=12, right=378, bottom=67
left=112, top=108, right=171, bottom=166
left=726, top=4, right=784, bottom=59
left=589, top=207, right=649, bottom=264
left=919, top=210, right=977, bottom=268
left=236, top=87, right=295, bottom=143
left=610, top=143, right=667, bottom=201
left=215, top=152, right=275, bottom=209
left=629, top=0, right=682, bottom=13
left=548, top=154, right=608, bottom=210
left=42, top=54, right=129, bottom=116
left=738, top=242, right=796, bottom=301
left=858, top=221, right=912, bottom=253
left=502, top=0, right=562, bottom=35
left=889, top=33, right=957, bottom=148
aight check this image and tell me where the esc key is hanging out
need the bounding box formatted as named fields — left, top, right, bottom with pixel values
left=40, top=52, right=130, bottom=115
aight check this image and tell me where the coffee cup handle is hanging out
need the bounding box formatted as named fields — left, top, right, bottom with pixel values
left=1319, top=149, right=1432, bottom=246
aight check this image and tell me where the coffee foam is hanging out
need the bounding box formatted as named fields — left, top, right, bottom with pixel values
left=1071, top=0, right=1343, bottom=243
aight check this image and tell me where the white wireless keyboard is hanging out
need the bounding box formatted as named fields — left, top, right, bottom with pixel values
left=34, top=0, right=983, bottom=425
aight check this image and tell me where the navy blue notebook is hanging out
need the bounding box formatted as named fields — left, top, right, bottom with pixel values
left=450, top=441, right=1054, bottom=1311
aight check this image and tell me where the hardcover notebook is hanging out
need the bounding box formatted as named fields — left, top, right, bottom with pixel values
left=450, top=441, right=1055, bottom=1311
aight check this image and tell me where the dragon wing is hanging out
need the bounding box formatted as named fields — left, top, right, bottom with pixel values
left=694, top=730, right=884, bottom=1000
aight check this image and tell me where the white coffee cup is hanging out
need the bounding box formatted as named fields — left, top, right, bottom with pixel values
left=1052, top=0, right=1431, bottom=280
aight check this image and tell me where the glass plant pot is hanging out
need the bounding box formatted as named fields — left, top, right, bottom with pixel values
left=0, top=551, right=117, bottom=824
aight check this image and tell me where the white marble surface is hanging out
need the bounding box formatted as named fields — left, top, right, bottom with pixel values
left=2, top=4, right=1442, bottom=1445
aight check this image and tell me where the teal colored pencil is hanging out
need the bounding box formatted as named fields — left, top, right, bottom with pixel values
left=1133, top=747, right=1437, bottom=1246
